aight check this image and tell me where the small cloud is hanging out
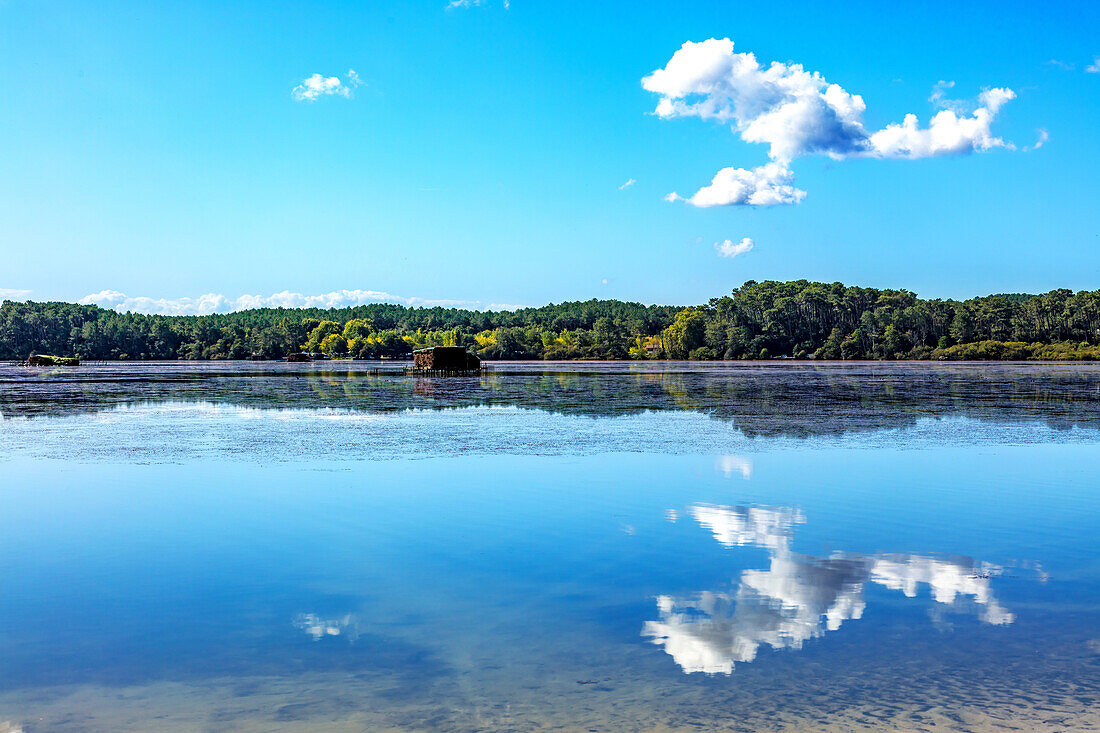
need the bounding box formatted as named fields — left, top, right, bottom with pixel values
left=0, top=288, right=32, bottom=301
left=601, top=278, right=609, bottom=285
left=486, top=303, right=527, bottom=311
left=292, top=69, right=362, bottom=102
left=928, top=80, right=965, bottom=112
left=1087, top=56, right=1100, bottom=73
left=447, top=0, right=508, bottom=8
left=619, top=178, right=636, bottom=190
left=1024, top=129, right=1049, bottom=152
left=715, top=238, right=754, bottom=259
left=1045, top=59, right=1076, bottom=71
left=667, top=163, right=805, bottom=207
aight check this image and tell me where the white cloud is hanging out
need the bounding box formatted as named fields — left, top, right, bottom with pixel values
left=642, top=38, right=873, bottom=162
left=0, top=288, right=32, bottom=301
left=618, top=178, right=636, bottom=190
left=928, top=80, right=965, bottom=113
left=714, top=238, right=754, bottom=259
left=869, top=87, right=1016, bottom=158
left=292, top=69, right=362, bottom=102
left=78, top=290, right=229, bottom=315
left=665, top=162, right=805, bottom=207
left=76, top=289, right=495, bottom=315
left=447, top=0, right=509, bottom=8
left=643, top=38, right=1019, bottom=204
left=1024, top=128, right=1049, bottom=152
left=1045, top=59, right=1075, bottom=71
left=644, top=39, right=1016, bottom=163
left=1087, top=57, right=1100, bottom=73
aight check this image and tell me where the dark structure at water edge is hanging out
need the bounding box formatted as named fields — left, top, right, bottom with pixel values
left=411, top=347, right=481, bottom=375
left=24, top=354, right=80, bottom=366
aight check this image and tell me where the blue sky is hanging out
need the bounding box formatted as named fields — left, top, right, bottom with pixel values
left=1, top=0, right=1097, bottom=313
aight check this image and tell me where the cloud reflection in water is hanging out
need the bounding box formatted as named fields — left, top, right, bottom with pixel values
left=643, top=505, right=1014, bottom=674
left=293, top=613, right=359, bottom=642
left=715, top=454, right=753, bottom=479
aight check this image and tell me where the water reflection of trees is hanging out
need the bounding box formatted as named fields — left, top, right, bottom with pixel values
left=2, top=363, right=1099, bottom=437
left=643, top=505, right=1015, bottom=675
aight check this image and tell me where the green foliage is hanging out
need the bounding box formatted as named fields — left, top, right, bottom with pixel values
left=932, top=340, right=1100, bottom=361
left=2, top=282, right=1099, bottom=361
left=303, top=321, right=341, bottom=353
left=663, top=309, right=707, bottom=359
left=342, top=318, right=373, bottom=341
left=319, top=333, right=348, bottom=356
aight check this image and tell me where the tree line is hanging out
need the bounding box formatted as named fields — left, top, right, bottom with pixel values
left=2, top=280, right=1099, bottom=361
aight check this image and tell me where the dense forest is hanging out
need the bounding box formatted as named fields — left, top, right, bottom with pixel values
left=2, top=280, right=1100, bottom=361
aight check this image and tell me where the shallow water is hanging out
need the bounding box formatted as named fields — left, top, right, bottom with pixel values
left=1, top=362, right=1098, bottom=731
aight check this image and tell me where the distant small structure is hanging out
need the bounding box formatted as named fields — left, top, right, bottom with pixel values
left=285, top=352, right=312, bottom=363
left=26, top=354, right=80, bottom=366
left=411, top=347, right=481, bottom=374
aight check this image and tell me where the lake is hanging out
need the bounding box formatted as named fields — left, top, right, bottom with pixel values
left=1, top=362, right=1098, bottom=731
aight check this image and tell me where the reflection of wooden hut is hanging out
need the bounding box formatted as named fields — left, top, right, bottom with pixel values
left=411, top=347, right=480, bottom=374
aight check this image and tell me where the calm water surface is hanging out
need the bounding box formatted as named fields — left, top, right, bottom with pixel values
left=1, top=362, right=1098, bottom=731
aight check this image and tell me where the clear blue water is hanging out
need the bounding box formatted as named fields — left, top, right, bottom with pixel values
left=1, top=363, right=1098, bottom=731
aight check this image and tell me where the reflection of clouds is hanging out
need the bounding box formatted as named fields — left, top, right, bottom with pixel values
left=870, top=556, right=1014, bottom=625
left=645, top=593, right=743, bottom=675
left=96, top=402, right=392, bottom=423
left=716, top=454, right=753, bottom=479
left=294, top=613, right=358, bottom=642
left=742, top=554, right=871, bottom=637
left=645, top=504, right=1015, bottom=674
left=691, top=504, right=803, bottom=551
left=644, top=553, right=870, bottom=674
